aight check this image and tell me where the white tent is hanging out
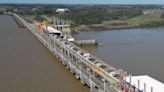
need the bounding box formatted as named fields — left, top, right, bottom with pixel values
left=47, top=26, right=61, bottom=34
left=125, top=75, right=164, bottom=92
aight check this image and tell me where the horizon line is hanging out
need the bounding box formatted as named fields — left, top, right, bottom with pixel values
left=0, top=3, right=164, bottom=6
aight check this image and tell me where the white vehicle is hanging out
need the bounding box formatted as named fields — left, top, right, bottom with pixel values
left=108, top=70, right=118, bottom=78
left=67, top=44, right=72, bottom=47
left=77, top=51, right=83, bottom=55
left=67, top=37, right=75, bottom=42
left=95, top=62, right=103, bottom=68
left=83, top=53, right=90, bottom=57
left=47, top=26, right=62, bottom=37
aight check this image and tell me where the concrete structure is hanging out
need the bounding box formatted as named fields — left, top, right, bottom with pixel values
left=75, top=40, right=98, bottom=45
left=13, top=13, right=122, bottom=92
left=52, top=17, right=75, bottom=42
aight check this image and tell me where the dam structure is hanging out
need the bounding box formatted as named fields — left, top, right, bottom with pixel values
left=11, top=13, right=163, bottom=92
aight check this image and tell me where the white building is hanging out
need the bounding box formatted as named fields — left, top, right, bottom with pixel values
left=56, top=8, right=69, bottom=13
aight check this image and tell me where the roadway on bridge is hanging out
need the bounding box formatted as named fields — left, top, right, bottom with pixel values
left=0, top=15, right=88, bottom=92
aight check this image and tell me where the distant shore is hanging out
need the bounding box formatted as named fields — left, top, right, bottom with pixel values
left=73, top=24, right=164, bottom=32
left=73, top=24, right=138, bottom=32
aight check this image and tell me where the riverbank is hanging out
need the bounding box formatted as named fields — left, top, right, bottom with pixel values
left=73, top=13, right=164, bottom=32
left=73, top=24, right=164, bottom=32
left=73, top=24, right=139, bottom=32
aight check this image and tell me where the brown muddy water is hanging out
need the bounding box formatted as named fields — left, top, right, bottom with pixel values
left=0, top=15, right=88, bottom=92
left=74, top=28, right=164, bottom=83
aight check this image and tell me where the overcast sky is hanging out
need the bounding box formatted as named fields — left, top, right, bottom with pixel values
left=1, top=0, right=164, bottom=4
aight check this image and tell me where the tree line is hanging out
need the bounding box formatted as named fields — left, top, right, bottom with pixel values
left=14, top=5, right=143, bottom=27
left=56, top=7, right=143, bottom=27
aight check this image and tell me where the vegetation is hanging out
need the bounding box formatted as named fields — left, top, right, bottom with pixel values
left=0, top=9, right=4, bottom=14
left=3, top=4, right=164, bottom=31
left=161, top=14, right=164, bottom=18
left=34, top=15, right=45, bottom=21
left=0, top=11, right=3, bottom=14
left=127, top=13, right=164, bottom=27
left=10, top=5, right=143, bottom=28
left=55, top=8, right=143, bottom=27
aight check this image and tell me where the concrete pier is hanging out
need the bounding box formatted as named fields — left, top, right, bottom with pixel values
left=74, top=40, right=98, bottom=46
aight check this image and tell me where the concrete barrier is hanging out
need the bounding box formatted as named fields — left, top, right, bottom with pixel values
left=74, top=40, right=98, bottom=46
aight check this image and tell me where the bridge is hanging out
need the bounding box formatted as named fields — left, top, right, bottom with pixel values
left=12, top=13, right=141, bottom=92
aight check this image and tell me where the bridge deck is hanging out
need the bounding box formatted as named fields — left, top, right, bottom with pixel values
left=12, top=13, right=128, bottom=92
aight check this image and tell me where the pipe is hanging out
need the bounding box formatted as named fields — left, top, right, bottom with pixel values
left=144, top=83, right=146, bottom=92
left=129, top=74, right=132, bottom=92
left=151, top=87, right=153, bottom=92
left=138, top=80, right=140, bottom=92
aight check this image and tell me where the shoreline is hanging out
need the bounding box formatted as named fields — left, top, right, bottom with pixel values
left=73, top=24, right=164, bottom=32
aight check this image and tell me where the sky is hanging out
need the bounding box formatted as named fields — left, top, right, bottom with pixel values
left=0, top=0, right=164, bottom=4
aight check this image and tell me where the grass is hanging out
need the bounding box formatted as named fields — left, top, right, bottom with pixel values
left=126, top=13, right=164, bottom=26
left=104, top=13, right=164, bottom=27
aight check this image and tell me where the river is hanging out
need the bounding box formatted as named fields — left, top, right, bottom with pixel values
left=74, top=28, right=164, bottom=82
left=0, top=15, right=88, bottom=92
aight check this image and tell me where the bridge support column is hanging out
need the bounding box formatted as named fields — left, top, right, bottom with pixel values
left=103, top=79, right=106, bottom=92
left=87, top=68, right=92, bottom=92
left=68, top=53, right=73, bottom=73
left=79, top=61, right=82, bottom=80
